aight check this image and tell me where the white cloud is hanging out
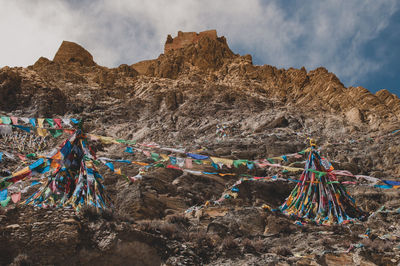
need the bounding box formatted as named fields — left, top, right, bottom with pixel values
left=0, top=0, right=398, bottom=87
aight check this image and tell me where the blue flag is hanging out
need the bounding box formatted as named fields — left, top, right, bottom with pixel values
left=0, top=189, right=7, bottom=201
left=29, top=118, right=36, bottom=127
left=105, top=162, right=114, bottom=171
left=124, top=147, right=134, bottom=153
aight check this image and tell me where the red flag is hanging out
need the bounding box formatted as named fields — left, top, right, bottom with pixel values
left=53, top=118, right=62, bottom=128
left=10, top=116, right=18, bottom=125
left=11, top=192, right=21, bottom=203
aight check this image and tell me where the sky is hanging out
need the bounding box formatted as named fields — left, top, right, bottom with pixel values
left=0, top=0, right=399, bottom=96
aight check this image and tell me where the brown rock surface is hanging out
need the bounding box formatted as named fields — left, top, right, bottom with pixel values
left=53, top=40, right=96, bottom=66
left=164, top=30, right=218, bottom=53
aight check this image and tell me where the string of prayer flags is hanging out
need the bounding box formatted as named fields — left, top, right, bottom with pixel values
left=0, top=116, right=79, bottom=129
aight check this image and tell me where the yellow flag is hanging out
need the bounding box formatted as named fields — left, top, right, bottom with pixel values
left=37, top=118, right=48, bottom=136
left=210, top=157, right=234, bottom=167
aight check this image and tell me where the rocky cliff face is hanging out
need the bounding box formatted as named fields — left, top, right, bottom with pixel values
left=0, top=30, right=400, bottom=265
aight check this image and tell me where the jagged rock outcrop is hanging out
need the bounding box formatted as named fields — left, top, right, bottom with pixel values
left=376, top=89, right=400, bottom=116
left=133, top=30, right=236, bottom=78
left=53, top=40, right=96, bottom=67
left=164, top=30, right=219, bottom=53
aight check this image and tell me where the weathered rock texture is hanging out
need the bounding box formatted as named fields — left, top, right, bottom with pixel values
left=53, top=40, right=96, bottom=67
left=164, top=30, right=219, bottom=53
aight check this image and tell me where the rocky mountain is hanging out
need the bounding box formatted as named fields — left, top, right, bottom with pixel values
left=0, top=30, right=399, bottom=265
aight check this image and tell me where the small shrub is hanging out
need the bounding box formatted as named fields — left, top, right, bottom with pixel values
left=275, top=246, right=293, bottom=257
left=159, top=222, right=180, bottom=238
left=166, top=214, right=189, bottom=226
left=81, top=206, right=100, bottom=221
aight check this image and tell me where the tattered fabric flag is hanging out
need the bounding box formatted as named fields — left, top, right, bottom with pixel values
left=45, top=118, right=55, bottom=128
left=382, top=180, right=400, bottom=186
left=37, top=118, right=48, bottom=136
left=49, top=129, right=63, bottom=138
left=53, top=118, right=62, bottom=128
left=184, top=169, right=202, bottom=175
left=29, top=158, right=45, bottom=170
left=125, top=147, right=134, bottom=153
left=374, top=185, right=393, bottom=189
left=17, top=154, right=27, bottom=161
left=60, top=141, right=72, bottom=157
left=49, top=181, right=57, bottom=192
left=114, top=168, right=122, bottom=175
left=186, top=153, right=209, bottom=160
left=1, top=116, right=11, bottom=125
left=0, top=152, right=3, bottom=162
left=132, top=161, right=149, bottom=166
left=185, top=158, right=193, bottom=169
left=11, top=192, right=21, bottom=203
left=20, top=117, right=30, bottom=124
left=142, top=150, right=151, bottom=157
left=177, top=157, right=185, bottom=167
left=1, top=196, right=10, bottom=207
left=161, top=147, right=186, bottom=153
left=10, top=117, right=18, bottom=125
left=170, top=157, right=177, bottom=165
left=233, top=160, right=248, bottom=168
left=210, top=157, right=234, bottom=168
left=0, top=189, right=7, bottom=201
left=62, top=118, right=71, bottom=127
left=167, top=165, right=182, bottom=170
left=29, top=118, right=36, bottom=127
left=13, top=125, right=31, bottom=133
left=151, top=152, right=160, bottom=161
left=246, top=162, right=255, bottom=170
left=105, top=162, right=114, bottom=172
left=30, top=181, right=41, bottom=187
left=116, top=159, right=131, bottom=163
left=160, top=154, right=169, bottom=161
left=211, top=162, right=219, bottom=170
left=70, top=118, right=80, bottom=124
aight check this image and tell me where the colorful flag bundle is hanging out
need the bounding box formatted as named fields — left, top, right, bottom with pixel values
left=21, top=130, right=111, bottom=211
left=279, top=146, right=366, bottom=225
